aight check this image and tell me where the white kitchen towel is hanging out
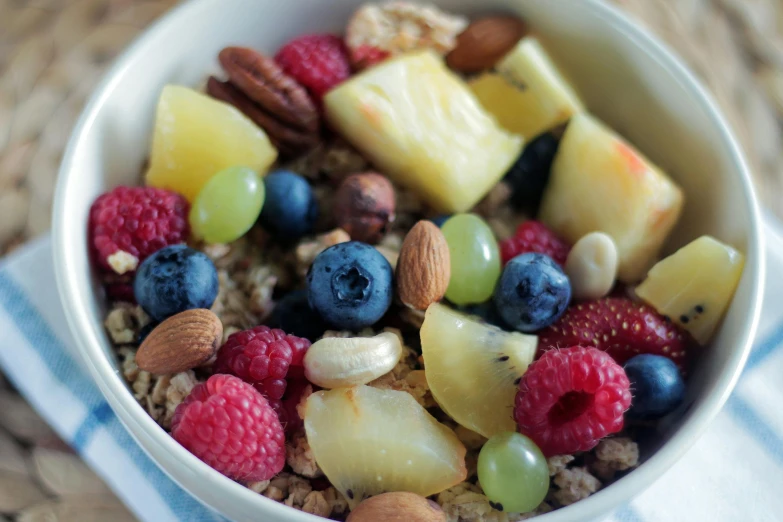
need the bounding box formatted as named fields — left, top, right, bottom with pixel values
left=0, top=222, right=780, bottom=522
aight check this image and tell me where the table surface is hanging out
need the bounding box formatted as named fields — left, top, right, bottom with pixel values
left=1, top=0, right=782, bottom=520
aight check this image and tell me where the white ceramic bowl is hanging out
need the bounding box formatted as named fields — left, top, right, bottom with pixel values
left=53, top=0, right=766, bottom=520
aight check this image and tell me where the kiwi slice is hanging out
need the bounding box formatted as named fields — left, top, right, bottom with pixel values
left=421, top=303, right=537, bottom=438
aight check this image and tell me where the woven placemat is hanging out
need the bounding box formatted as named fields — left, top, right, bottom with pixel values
left=0, top=0, right=781, bottom=520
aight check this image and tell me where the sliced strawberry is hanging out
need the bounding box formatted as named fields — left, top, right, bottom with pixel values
left=537, top=297, right=694, bottom=369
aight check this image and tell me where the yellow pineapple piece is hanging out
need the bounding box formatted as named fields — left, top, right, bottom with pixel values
left=324, top=51, right=523, bottom=214
left=539, top=113, right=684, bottom=282
left=636, top=236, right=744, bottom=345
left=304, top=385, right=467, bottom=509
left=470, top=37, right=584, bottom=140
left=421, top=303, right=537, bottom=438
left=146, top=85, right=277, bottom=202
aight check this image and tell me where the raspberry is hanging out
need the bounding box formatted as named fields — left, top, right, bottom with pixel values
left=171, top=374, right=285, bottom=481
left=213, top=325, right=311, bottom=402
left=500, top=221, right=571, bottom=266
left=89, top=186, right=189, bottom=275
left=271, top=379, right=313, bottom=435
left=275, top=34, right=351, bottom=102
left=538, top=297, right=694, bottom=369
left=514, top=346, right=631, bottom=457
left=350, top=44, right=391, bottom=70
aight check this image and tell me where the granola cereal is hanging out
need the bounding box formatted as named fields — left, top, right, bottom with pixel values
left=590, top=437, right=640, bottom=480
left=346, top=2, right=468, bottom=64
left=286, top=431, right=323, bottom=478
left=89, top=2, right=724, bottom=519
left=550, top=467, right=602, bottom=507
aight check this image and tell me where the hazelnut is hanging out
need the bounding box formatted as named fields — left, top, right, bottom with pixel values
left=334, top=172, right=396, bottom=244
left=347, top=492, right=446, bottom=522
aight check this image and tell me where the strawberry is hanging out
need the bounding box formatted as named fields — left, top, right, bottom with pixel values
left=537, top=297, right=694, bottom=369
left=500, top=220, right=571, bottom=266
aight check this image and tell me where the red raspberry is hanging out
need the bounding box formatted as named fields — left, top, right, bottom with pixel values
left=514, top=346, right=632, bottom=457
left=350, top=44, right=391, bottom=70
left=538, top=297, right=694, bottom=369
left=275, top=34, right=351, bottom=102
left=89, top=186, right=189, bottom=275
left=271, top=379, right=313, bottom=435
left=500, top=221, right=571, bottom=266
left=213, top=326, right=311, bottom=402
left=171, top=374, right=285, bottom=481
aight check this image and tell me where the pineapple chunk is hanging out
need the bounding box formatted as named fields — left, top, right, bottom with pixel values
left=539, top=113, right=684, bottom=282
left=304, top=385, right=467, bottom=509
left=636, top=236, right=745, bottom=345
left=324, top=51, right=523, bottom=213
left=146, top=85, right=277, bottom=201
left=470, top=37, right=585, bottom=140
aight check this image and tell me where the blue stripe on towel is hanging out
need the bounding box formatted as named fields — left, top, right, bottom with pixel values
left=744, top=318, right=783, bottom=371
left=615, top=505, right=647, bottom=522
left=0, top=271, right=221, bottom=522
left=726, top=394, right=783, bottom=468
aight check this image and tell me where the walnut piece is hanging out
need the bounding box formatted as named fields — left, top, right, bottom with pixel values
left=286, top=431, right=323, bottom=478
left=551, top=466, right=601, bottom=506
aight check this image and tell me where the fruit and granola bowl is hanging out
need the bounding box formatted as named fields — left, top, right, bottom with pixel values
left=53, top=0, right=764, bottom=521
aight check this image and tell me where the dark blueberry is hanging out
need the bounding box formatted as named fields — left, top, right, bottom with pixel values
left=493, top=253, right=571, bottom=332
left=458, top=301, right=510, bottom=329
left=307, top=242, right=393, bottom=330
left=430, top=215, right=452, bottom=228
left=259, top=170, right=318, bottom=240
left=624, top=354, right=685, bottom=420
left=504, top=132, right=559, bottom=210
left=268, top=289, right=328, bottom=341
left=133, top=245, right=218, bottom=321
left=136, top=322, right=158, bottom=345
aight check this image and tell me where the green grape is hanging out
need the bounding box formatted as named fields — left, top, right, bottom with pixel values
left=189, top=166, right=265, bottom=244
left=441, top=214, right=501, bottom=305
left=477, top=432, right=548, bottom=514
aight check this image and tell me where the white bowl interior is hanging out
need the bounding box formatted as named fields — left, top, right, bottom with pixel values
left=53, top=0, right=765, bottom=521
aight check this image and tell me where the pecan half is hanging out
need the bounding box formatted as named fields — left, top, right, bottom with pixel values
left=209, top=47, right=320, bottom=157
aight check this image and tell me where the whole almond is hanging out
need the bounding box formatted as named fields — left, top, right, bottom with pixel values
left=347, top=492, right=446, bottom=522
left=446, top=16, right=527, bottom=73
left=396, top=221, right=450, bottom=310
left=136, top=309, right=222, bottom=375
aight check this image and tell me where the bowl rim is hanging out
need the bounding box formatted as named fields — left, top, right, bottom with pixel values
left=52, top=0, right=766, bottom=520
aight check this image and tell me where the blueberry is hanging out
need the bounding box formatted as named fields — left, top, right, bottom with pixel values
left=259, top=170, right=318, bottom=240
left=430, top=215, right=451, bottom=228
left=307, top=242, right=393, bottom=330
left=133, top=245, right=219, bottom=321
left=268, top=289, right=328, bottom=341
left=624, top=354, right=685, bottom=420
left=493, top=253, right=571, bottom=332
left=504, top=132, right=559, bottom=210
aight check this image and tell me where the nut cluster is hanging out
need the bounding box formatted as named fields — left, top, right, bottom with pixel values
left=208, top=47, right=320, bottom=156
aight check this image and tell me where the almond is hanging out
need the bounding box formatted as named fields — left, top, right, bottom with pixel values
left=136, top=309, right=222, bottom=375
left=396, top=221, right=450, bottom=310
left=347, top=492, right=446, bottom=522
left=446, top=16, right=527, bottom=73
